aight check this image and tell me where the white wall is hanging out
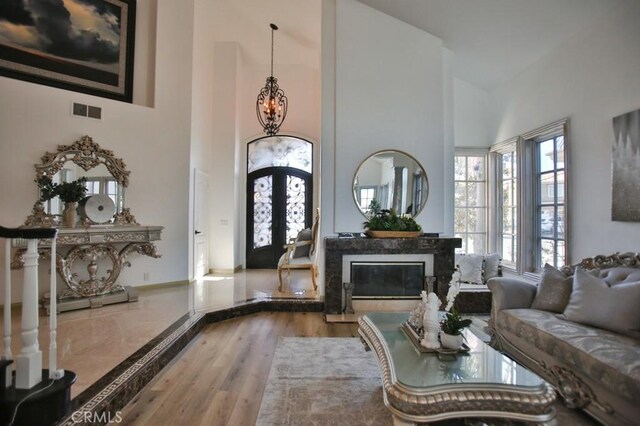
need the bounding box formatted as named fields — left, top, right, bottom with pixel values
left=442, top=48, right=454, bottom=236
left=210, top=42, right=241, bottom=271
left=331, top=0, right=448, bottom=233
left=454, top=78, right=491, bottom=148
left=490, top=1, right=640, bottom=260
left=0, top=0, right=195, bottom=304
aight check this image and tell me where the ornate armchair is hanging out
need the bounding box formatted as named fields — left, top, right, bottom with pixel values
left=277, top=208, right=320, bottom=292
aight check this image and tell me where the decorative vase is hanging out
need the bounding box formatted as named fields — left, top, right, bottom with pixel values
left=62, top=202, right=78, bottom=228
left=440, top=332, right=464, bottom=350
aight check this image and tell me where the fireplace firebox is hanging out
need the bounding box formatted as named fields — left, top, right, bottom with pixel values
left=350, top=261, right=424, bottom=298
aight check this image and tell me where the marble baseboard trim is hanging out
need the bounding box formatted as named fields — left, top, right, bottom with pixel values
left=135, top=280, right=190, bottom=291
left=60, top=299, right=323, bottom=424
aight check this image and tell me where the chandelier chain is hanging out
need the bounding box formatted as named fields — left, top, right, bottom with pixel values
left=271, top=26, right=274, bottom=77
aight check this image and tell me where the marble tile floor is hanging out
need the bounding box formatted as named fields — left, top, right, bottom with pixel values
left=0, top=269, right=318, bottom=398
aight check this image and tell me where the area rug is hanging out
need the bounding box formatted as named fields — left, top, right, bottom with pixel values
left=256, top=337, right=392, bottom=425
left=256, top=337, right=597, bottom=426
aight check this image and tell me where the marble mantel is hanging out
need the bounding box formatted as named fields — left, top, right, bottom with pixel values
left=324, top=236, right=461, bottom=316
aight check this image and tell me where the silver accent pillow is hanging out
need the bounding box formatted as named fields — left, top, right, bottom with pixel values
left=531, top=263, right=573, bottom=313
left=483, top=253, right=501, bottom=281
left=455, top=254, right=483, bottom=285
left=563, top=267, right=640, bottom=338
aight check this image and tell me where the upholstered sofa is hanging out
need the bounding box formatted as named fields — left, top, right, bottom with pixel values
left=487, top=253, right=640, bottom=426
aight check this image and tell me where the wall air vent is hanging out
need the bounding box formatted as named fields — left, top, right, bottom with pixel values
left=72, top=102, right=102, bottom=120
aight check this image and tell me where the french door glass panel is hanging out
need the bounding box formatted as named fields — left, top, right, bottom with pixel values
left=253, top=176, right=273, bottom=249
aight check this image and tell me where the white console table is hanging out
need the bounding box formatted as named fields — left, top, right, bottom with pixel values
left=11, top=225, right=163, bottom=313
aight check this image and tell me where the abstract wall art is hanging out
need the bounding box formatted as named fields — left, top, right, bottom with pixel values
left=612, top=109, right=640, bottom=221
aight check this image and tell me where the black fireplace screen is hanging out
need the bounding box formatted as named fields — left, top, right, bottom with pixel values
left=351, top=262, right=424, bottom=298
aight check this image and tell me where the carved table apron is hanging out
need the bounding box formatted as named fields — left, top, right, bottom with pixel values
left=358, top=312, right=557, bottom=425
left=12, top=226, right=163, bottom=311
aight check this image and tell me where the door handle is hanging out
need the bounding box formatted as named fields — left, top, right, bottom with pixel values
left=195, top=230, right=202, bottom=235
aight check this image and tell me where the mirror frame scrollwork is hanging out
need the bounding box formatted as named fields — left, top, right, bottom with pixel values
left=35, top=135, right=130, bottom=186
left=25, top=135, right=137, bottom=227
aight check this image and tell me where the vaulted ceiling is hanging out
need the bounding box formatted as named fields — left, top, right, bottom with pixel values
left=357, top=0, right=632, bottom=90
left=211, top=0, right=631, bottom=92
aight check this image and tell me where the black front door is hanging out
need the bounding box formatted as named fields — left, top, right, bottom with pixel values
left=246, top=167, right=312, bottom=268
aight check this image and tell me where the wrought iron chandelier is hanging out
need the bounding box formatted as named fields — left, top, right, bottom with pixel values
left=256, top=23, right=288, bottom=136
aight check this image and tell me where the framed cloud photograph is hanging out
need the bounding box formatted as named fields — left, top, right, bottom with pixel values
left=0, top=0, right=136, bottom=102
left=612, top=109, right=640, bottom=221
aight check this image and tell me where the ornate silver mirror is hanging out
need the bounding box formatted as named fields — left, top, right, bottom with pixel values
left=353, top=150, right=429, bottom=217
left=26, top=135, right=135, bottom=227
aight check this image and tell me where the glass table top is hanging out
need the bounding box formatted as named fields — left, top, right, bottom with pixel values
left=364, top=312, right=547, bottom=390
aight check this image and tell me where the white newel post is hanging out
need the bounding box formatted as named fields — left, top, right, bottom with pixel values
left=15, top=239, right=42, bottom=389
left=49, top=236, right=63, bottom=379
left=3, top=238, right=12, bottom=388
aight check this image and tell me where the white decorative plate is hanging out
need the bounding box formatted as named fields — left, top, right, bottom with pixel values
left=84, top=195, right=116, bottom=224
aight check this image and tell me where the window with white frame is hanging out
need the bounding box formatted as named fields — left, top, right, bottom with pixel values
left=85, top=177, right=120, bottom=209
left=490, top=118, right=569, bottom=275
left=358, top=187, right=375, bottom=210
left=501, top=147, right=518, bottom=268
left=454, top=151, right=487, bottom=254
left=536, top=135, right=566, bottom=268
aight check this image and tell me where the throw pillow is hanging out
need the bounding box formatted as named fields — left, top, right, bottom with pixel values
left=483, top=253, right=501, bottom=281
left=455, top=254, right=483, bottom=285
left=292, top=228, right=312, bottom=258
left=563, top=267, right=640, bottom=338
left=531, top=263, right=573, bottom=313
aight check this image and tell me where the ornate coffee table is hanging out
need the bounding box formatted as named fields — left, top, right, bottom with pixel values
left=358, top=312, right=556, bottom=425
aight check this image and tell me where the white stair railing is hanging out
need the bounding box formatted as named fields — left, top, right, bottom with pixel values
left=1, top=226, right=61, bottom=390
left=3, top=238, right=12, bottom=388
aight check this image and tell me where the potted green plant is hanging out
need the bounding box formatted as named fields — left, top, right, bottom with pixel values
left=362, top=201, right=422, bottom=238
left=440, top=307, right=472, bottom=350
left=37, top=176, right=88, bottom=227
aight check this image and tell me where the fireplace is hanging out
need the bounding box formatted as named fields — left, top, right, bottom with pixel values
left=324, top=236, right=461, bottom=316
left=342, top=254, right=433, bottom=299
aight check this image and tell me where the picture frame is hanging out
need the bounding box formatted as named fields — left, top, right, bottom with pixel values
left=0, top=0, right=136, bottom=103
left=612, top=109, right=640, bottom=221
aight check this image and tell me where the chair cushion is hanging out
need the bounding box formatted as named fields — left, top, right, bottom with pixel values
left=286, top=255, right=313, bottom=266
left=531, top=263, right=573, bottom=313
left=497, top=308, right=640, bottom=400
left=562, top=268, right=640, bottom=338
left=292, top=228, right=312, bottom=258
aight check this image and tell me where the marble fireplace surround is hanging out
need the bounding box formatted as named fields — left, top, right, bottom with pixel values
left=324, top=236, right=461, bottom=315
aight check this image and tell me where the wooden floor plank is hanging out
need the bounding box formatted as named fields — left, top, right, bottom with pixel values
left=120, top=312, right=358, bottom=425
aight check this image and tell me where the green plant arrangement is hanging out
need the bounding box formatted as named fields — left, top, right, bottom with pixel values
left=37, top=176, right=88, bottom=203
left=363, top=203, right=422, bottom=232
left=440, top=307, right=472, bottom=336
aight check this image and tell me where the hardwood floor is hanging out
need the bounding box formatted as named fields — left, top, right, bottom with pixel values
left=120, top=312, right=359, bottom=425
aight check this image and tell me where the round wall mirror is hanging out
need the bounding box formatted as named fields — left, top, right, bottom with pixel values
left=353, top=150, right=429, bottom=217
